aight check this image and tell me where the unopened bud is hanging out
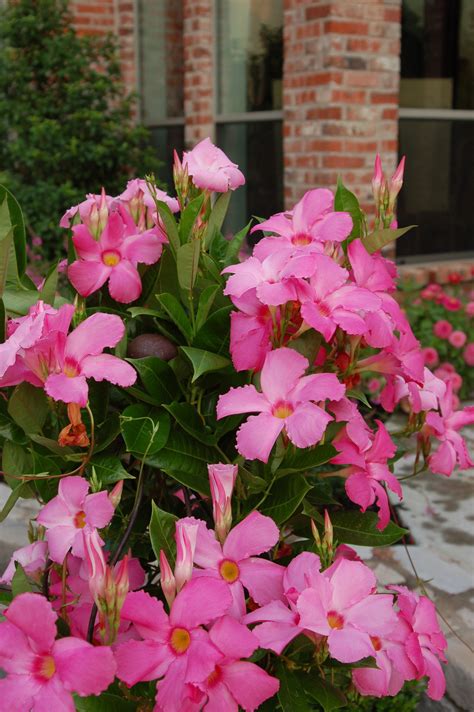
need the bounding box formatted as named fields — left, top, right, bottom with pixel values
left=324, top=509, right=334, bottom=553
left=174, top=520, right=198, bottom=591
left=208, top=464, right=237, bottom=543
left=160, top=550, right=177, bottom=608
left=109, top=480, right=123, bottom=509
left=311, top=519, right=322, bottom=548
left=388, top=156, right=405, bottom=211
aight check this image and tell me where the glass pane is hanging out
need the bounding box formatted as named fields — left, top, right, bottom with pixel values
left=400, top=0, right=474, bottom=109
left=149, top=125, right=185, bottom=192
left=217, top=121, right=283, bottom=237
left=397, top=119, right=474, bottom=256
left=138, top=0, right=184, bottom=123
left=216, top=0, right=283, bottom=114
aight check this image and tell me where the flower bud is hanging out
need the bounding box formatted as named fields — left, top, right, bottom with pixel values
left=83, top=529, right=107, bottom=607
left=108, top=480, right=123, bottom=509
left=388, top=156, right=405, bottom=211
left=372, top=154, right=386, bottom=206
left=323, top=509, right=334, bottom=553
left=159, top=550, right=176, bottom=608
left=208, top=463, right=238, bottom=543
left=174, top=520, right=198, bottom=591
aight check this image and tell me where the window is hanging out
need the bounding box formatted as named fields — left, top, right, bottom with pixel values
left=398, top=0, right=474, bottom=258
left=215, top=0, right=284, bottom=233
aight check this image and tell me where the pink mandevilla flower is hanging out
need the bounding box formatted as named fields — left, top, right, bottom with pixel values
left=229, top=289, right=273, bottom=372
left=217, top=347, right=345, bottom=462
left=421, top=347, right=439, bottom=367
left=0, top=593, right=116, bottom=711
left=433, top=320, right=453, bottom=339
left=448, top=330, right=467, bottom=349
left=426, top=383, right=474, bottom=476
left=36, top=476, right=114, bottom=564
left=0, top=541, right=48, bottom=585
left=68, top=208, right=167, bottom=303
left=60, top=189, right=112, bottom=236
left=182, top=137, right=245, bottom=193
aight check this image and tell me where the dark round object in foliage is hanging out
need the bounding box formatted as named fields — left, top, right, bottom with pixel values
left=128, top=334, right=178, bottom=361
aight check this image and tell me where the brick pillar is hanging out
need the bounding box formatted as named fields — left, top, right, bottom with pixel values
left=183, top=0, right=214, bottom=146
left=283, top=0, right=402, bottom=210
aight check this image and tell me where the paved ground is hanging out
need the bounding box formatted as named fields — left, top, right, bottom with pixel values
left=0, top=417, right=473, bottom=709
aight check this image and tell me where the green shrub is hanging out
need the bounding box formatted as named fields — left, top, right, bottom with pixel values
left=0, top=0, right=159, bottom=257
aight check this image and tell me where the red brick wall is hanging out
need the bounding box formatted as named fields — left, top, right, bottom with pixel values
left=70, top=0, right=138, bottom=96
left=183, top=0, right=214, bottom=146
left=283, top=0, right=402, bottom=210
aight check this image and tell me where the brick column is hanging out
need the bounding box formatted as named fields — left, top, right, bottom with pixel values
left=183, top=0, right=214, bottom=146
left=283, top=0, right=402, bottom=210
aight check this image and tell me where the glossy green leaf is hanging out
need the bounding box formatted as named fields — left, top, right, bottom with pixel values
left=204, top=191, right=231, bottom=248
left=90, top=456, right=135, bottom=484
left=181, top=346, right=230, bottom=382
left=155, top=199, right=180, bottom=254
left=177, top=239, right=200, bottom=291
left=259, top=475, right=312, bottom=524
left=307, top=507, right=408, bottom=547
left=156, top=292, right=192, bottom=342
left=11, top=563, right=33, bottom=597
left=363, top=225, right=416, bottom=254
left=39, top=260, right=59, bottom=305
left=277, top=443, right=337, bottom=476
left=223, top=220, right=252, bottom=266
left=127, top=357, right=180, bottom=405
left=163, top=402, right=217, bottom=445
left=149, top=501, right=178, bottom=568
left=335, top=177, right=364, bottom=240
left=0, top=195, right=13, bottom=296
left=73, top=693, right=136, bottom=712
left=346, top=389, right=371, bottom=409
left=148, top=427, right=217, bottom=494
left=288, top=330, right=322, bottom=363
left=178, top=193, right=205, bottom=243
left=8, top=383, right=49, bottom=434
left=276, top=663, right=314, bottom=712
left=297, top=671, right=347, bottom=711
left=201, top=253, right=225, bottom=285
left=120, top=404, right=171, bottom=457
left=193, top=305, right=232, bottom=353
left=195, top=284, right=220, bottom=332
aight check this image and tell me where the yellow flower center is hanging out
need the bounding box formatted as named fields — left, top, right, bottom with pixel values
left=272, top=401, right=294, bottom=419
left=74, top=510, right=87, bottom=529
left=219, top=559, right=240, bottom=583
left=35, top=654, right=56, bottom=681
left=170, top=627, right=191, bottom=654
left=102, top=250, right=121, bottom=267
left=327, top=611, right=344, bottom=630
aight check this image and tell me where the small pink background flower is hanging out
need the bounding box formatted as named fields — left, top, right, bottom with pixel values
left=465, top=301, right=474, bottom=316
left=448, top=330, right=467, bottom=348
left=421, top=347, right=439, bottom=367
left=433, top=320, right=453, bottom=339
left=463, top=343, right=474, bottom=366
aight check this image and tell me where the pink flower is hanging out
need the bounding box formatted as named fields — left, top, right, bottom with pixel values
left=60, top=189, right=113, bottom=236
left=208, top=463, right=238, bottom=542
left=174, top=519, right=199, bottom=591
left=0, top=541, right=48, bottom=585
left=421, top=346, right=439, bottom=367
left=332, top=421, right=402, bottom=530
left=463, top=343, right=474, bottom=366
left=115, top=579, right=233, bottom=710
left=36, top=476, right=114, bottom=563
left=186, top=616, right=279, bottom=711
left=0, top=593, right=116, bottom=710
left=380, top=368, right=446, bottom=414
left=297, top=558, right=397, bottom=663
left=182, top=137, right=245, bottom=192
left=183, top=511, right=283, bottom=618
left=465, top=301, right=474, bottom=316
left=118, top=178, right=179, bottom=229
left=217, top=347, right=345, bottom=462
left=448, top=330, right=467, bottom=348
left=250, top=188, right=353, bottom=257
left=433, top=320, right=453, bottom=339
left=299, top=253, right=381, bottom=342
left=229, top=289, right=273, bottom=371
left=367, top=378, right=382, bottom=393
left=434, top=367, right=463, bottom=393
left=222, top=249, right=302, bottom=307
left=421, top=283, right=443, bottom=301
left=68, top=208, right=167, bottom=303
left=442, top=295, right=461, bottom=312
left=389, top=586, right=447, bottom=700
left=426, top=383, right=474, bottom=475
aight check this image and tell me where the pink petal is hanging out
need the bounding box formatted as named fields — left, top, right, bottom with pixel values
left=300, top=301, right=336, bottom=342
left=0, top=620, right=34, bottom=674
left=291, top=373, right=345, bottom=403
left=155, top=656, right=187, bottom=712
left=332, top=309, right=369, bottom=335
left=185, top=632, right=223, bottom=683
left=292, top=189, right=334, bottom=233
left=222, top=661, right=280, bottom=711
left=108, top=260, right=142, bottom=303
left=296, top=587, right=332, bottom=636
left=285, top=402, right=332, bottom=448
left=0, top=676, right=39, bottom=712
left=6, top=592, right=57, bottom=652
left=260, top=348, right=308, bottom=403
left=314, top=211, right=353, bottom=242
left=255, top=279, right=298, bottom=306
left=44, top=373, right=89, bottom=406
left=59, top=476, right=89, bottom=509
left=310, top=254, right=348, bottom=300
left=122, top=233, right=164, bottom=266
left=37, top=496, right=73, bottom=529
left=327, top=559, right=376, bottom=610
left=244, top=600, right=296, bottom=626
left=80, top=353, right=137, bottom=387
left=209, top=615, right=258, bottom=659
left=345, top=472, right=375, bottom=512
left=236, top=413, right=285, bottom=462
left=84, top=491, right=114, bottom=528
left=328, top=627, right=375, bottom=663
left=68, top=260, right=110, bottom=297
left=423, top=649, right=447, bottom=700
left=170, top=577, right=232, bottom=629
left=283, top=551, right=321, bottom=597
left=216, top=384, right=270, bottom=419
left=71, top=224, right=102, bottom=259
left=369, top=421, right=397, bottom=462
left=66, top=312, right=125, bottom=361
left=239, top=557, right=284, bottom=605
left=205, top=682, right=238, bottom=712
left=222, top=258, right=265, bottom=299
left=248, top=621, right=300, bottom=654
left=53, top=636, right=116, bottom=695
left=192, top=519, right=223, bottom=569
left=32, top=677, right=75, bottom=712
left=429, top=441, right=457, bottom=476
left=45, top=526, right=77, bottom=564
left=120, top=591, right=169, bottom=640
left=346, top=593, right=397, bottom=636
left=115, top=639, right=173, bottom=686
left=99, top=211, right=125, bottom=250
left=224, top=511, right=280, bottom=561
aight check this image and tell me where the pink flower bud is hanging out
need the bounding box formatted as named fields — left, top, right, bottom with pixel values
left=83, top=529, right=107, bottom=606
left=324, top=509, right=334, bottom=551
left=388, top=155, right=405, bottom=210
left=159, top=550, right=176, bottom=607
left=108, top=480, right=123, bottom=509
left=114, top=554, right=130, bottom=610
left=174, top=520, right=198, bottom=591
left=372, top=154, right=386, bottom=205
left=208, top=463, right=238, bottom=543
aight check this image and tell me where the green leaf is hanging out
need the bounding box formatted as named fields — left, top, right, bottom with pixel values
left=127, top=357, right=180, bottom=405
left=163, top=402, right=217, bottom=445
left=201, top=253, right=225, bottom=285
left=288, top=331, right=322, bottom=363
left=149, top=501, right=178, bottom=568
left=276, top=663, right=314, bottom=712
left=193, top=305, right=232, bottom=353
left=313, top=509, right=408, bottom=547
left=0, top=410, right=28, bottom=444
left=156, top=292, right=193, bottom=342
left=39, top=260, right=59, bottom=305
left=297, top=671, right=347, bottom=711
left=181, top=346, right=230, bottom=382
left=363, top=225, right=416, bottom=253
left=0, top=184, right=27, bottom=284
left=195, top=284, right=220, bottom=332
left=346, top=389, right=371, bottom=409
left=90, top=456, right=135, bottom=484
left=155, top=199, right=180, bottom=255
left=0, top=483, right=31, bottom=523
left=8, top=383, right=49, bottom=434
left=177, top=240, right=200, bottom=291
left=223, top=220, right=252, bottom=266
left=259, top=475, right=312, bottom=524
left=334, top=177, right=364, bottom=240
left=204, top=191, right=231, bottom=249
left=178, top=193, right=205, bottom=243
left=120, top=404, right=171, bottom=457
left=0, top=195, right=13, bottom=296
left=11, top=563, right=33, bottom=597
left=73, top=693, right=136, bottom=712
left=277, top=444, right=337, bottom=476
left=148, top=427, right=217, bottom=494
